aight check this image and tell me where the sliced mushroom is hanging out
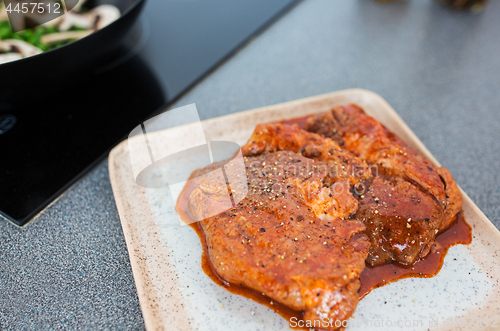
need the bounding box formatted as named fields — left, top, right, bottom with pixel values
left=50, top=4, right=119, bottom=32
left=0, top=53, right=23, bottom=64
left=0, top=6, right=8, bottom=21
left=92, top=5, right=120, bottom=30
left=57, top=11, right=94, bottom=31
left=40, top=30, right=93, bottom=44
left=1, top=39, right=42, bottom=57
left=0, top=1, right=121, bottom=63
left=0, top=41, right=9, bottom=52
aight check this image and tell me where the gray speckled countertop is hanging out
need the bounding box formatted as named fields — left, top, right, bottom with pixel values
left=1, top=0, right=500, bottom=329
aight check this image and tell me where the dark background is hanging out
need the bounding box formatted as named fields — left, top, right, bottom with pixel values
left=0, top=0, right=296, bottom=225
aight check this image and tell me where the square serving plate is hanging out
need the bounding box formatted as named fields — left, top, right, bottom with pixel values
left=109, top=89, right=500, bottom=331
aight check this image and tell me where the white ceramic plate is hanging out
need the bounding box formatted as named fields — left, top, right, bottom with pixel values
left=109, top=89, right=500, bottom=331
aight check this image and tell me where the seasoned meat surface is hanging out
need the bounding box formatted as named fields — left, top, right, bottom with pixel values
left=356, top=177, right=444, bottom=265
left=304, top=104, right=448, bottom=208
left=190, top=151, right=370, bottom=328
left=436, top=167, right=462, bottom=230
left=242, top=123, right=373, bottom=190
left=305, top=104, right=462, bottom=266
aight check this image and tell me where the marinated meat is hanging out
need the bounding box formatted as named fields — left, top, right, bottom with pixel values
left=187, top=107, right=463, bottom=327
left=242, top=123, right=373, bottom=192
left=356, top=176, right=444, bottom=265
left=189, top=151, right=370, bottom=328
left=304, top=104, right=462, bottom=266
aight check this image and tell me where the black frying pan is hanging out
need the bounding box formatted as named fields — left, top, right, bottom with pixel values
left=1, top=0, right=146, bottom=94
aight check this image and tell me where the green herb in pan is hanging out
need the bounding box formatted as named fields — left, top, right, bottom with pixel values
left=0, top=1, right=120, bottom=64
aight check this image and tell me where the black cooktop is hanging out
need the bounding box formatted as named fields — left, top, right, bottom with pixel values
left=0, top=0, right=298, bottom=226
